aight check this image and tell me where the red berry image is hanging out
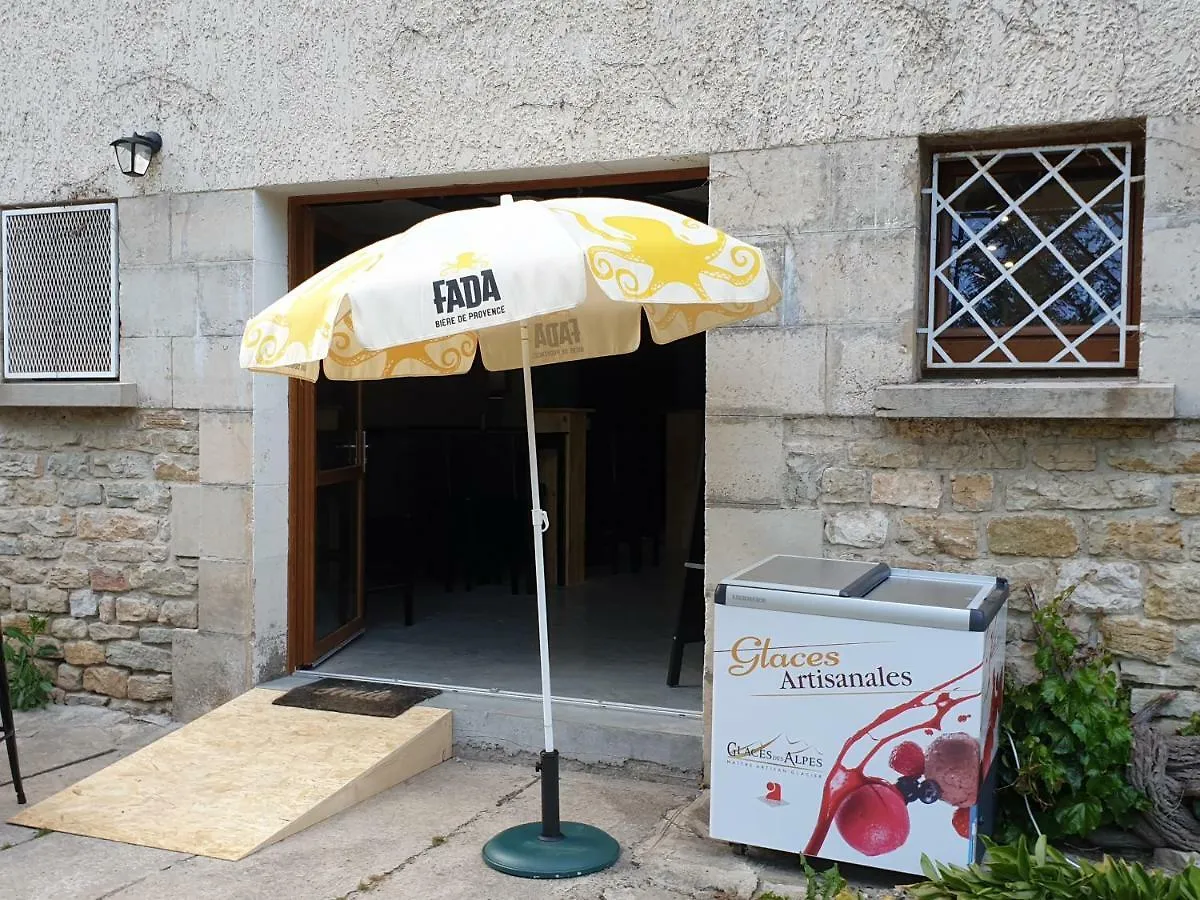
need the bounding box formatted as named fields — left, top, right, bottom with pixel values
left=834, top=780, right=911, bottom=856
left=925, top=733, right=981, bottom=808
left=888, top=741, right=925, bottom=777
left=952, top=806, right=971, bottom=839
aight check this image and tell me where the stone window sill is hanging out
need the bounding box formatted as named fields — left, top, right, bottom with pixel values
left=0, top=381, right=138, bottom=408
left=874, top=380, right=1175, bottom=419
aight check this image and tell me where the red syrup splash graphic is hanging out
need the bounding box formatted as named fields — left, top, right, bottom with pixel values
left=979, top=668, right=1004, bottom=779
left=803, top=663, right=982, bottom=857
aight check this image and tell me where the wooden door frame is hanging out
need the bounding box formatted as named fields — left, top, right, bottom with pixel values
left=285, top=165, right=709, bottom=671
left=287, top=204, right=316, bottom=670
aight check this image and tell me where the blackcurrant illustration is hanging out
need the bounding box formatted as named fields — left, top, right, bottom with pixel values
left=919, top=778, right=942, bottom=804
left=895, top=775, right=921, bottom=804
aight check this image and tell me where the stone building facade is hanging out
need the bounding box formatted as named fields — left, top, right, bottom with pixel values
left=700, top=128, right=1200, bottom=765
left=0, top=192, right=290, bottom=720
left=2, top=2, right=1200, bottom=759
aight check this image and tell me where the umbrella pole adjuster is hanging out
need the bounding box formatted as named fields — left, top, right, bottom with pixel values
left=534, top=750, right=563, bottom=841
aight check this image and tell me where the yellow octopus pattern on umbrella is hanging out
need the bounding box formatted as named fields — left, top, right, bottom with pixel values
left=241, top=236, right=479, bottom=381
left=240, top=196, right=778, bottom=381
left=545, top=199, right=777, bottom=343
left=323, top=311, right=477, bottom=381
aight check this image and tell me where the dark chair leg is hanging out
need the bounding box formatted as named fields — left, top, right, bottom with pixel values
left=666, top=636, right=686, bottom=688
left=667, top=563, right=707, bottom=688
left=0, top=669, right=25, bottom=804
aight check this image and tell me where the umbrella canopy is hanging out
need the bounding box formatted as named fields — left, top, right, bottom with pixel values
left=239, top=194, right=780, bottom=878
left=241, top=196, right=778, bottom=379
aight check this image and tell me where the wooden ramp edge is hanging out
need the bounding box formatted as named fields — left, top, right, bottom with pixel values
left=10, top=688, right=453, bottom=860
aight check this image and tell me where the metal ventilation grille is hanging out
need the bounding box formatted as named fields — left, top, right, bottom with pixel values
left=2, top=204, right=118, bottom=379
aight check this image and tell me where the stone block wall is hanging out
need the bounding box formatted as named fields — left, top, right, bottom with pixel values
left=0, top=409, right=199, bottom=713
left=705, top=414, right=1200, bottom=720
left=787, top=417, right=1200, bottom=719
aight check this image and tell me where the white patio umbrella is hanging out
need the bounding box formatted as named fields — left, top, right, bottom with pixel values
left=240, top=194, right=779, bottom=878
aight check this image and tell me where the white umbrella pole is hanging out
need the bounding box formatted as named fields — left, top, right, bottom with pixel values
left=520, top=323, right=555, bottom=754
left=519, top=322, right=564, bottom=842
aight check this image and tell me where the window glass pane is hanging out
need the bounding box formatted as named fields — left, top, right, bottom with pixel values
left=315, top=479, right=358, bottom=642
left=316, top=378, right=359, bottom=470
left=940, top=153, right=1125, bottom=333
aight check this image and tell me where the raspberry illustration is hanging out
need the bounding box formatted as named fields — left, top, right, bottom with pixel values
left=888, top=741, right=925, bottom=777
left=834, top=780, right=910, bottom=857
left=952, top=806, right=971, bottom=839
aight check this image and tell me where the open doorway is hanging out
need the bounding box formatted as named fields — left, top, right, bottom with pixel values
left=290, top=174, right=708, bottom=712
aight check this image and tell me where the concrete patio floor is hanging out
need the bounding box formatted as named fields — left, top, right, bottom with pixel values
left=0, top=703, right=905, bottom=900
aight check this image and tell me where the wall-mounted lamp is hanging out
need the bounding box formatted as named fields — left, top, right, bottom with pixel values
left=109, top=131, right=162, bottom=177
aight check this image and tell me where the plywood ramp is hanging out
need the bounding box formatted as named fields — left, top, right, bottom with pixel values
left=10, top=688, right=452, bottom=860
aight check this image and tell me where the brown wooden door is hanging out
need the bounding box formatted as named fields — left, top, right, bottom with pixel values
left=310, top=379, right=367, bottom=660
left=287, top=203, right=367, bottom=668
left=289, top=377, right=368, bottom=668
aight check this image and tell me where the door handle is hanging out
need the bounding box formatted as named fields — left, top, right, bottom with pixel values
left=335, top=441, right=370, bottom=471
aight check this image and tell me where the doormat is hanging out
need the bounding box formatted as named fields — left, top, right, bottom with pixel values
left=272, top=679, right=440, bottom=718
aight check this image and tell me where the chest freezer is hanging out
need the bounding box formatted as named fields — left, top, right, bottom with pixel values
left=709, top=555, right=1008, bottom=877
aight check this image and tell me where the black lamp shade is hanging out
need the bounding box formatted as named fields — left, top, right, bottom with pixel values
left=110, top=132, right=162, bottom=177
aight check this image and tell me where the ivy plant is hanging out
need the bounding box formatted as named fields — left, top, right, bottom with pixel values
left=996, top=586, right=1148, bottom=841
left=3, top=616, right=56, bottom=710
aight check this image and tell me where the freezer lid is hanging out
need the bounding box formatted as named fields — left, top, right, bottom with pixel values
left=863, top=569, right=1008, bottom=631
left=719, top=555, right=890, bottom=597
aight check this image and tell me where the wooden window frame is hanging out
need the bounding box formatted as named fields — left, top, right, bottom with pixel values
left=923, top=141, right=1143, bottom=374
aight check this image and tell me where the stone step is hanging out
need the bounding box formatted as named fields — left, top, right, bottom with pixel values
left=263, top=674, right=704, bottom=784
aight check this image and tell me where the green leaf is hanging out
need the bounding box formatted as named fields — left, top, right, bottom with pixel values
left=919, top=854, right=940, bottom=882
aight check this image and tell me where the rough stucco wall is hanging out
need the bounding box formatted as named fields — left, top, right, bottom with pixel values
left=3, top=0, right=1200, bottom=204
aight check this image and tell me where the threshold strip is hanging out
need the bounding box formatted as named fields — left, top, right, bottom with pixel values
left=296, top=669, right=702, bottom=719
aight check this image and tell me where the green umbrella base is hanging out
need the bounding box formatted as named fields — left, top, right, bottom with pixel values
left=482, top=821, right=620, bottom=879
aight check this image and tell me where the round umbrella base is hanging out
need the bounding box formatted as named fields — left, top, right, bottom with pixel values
left=482, top=822, right=620, bottom=879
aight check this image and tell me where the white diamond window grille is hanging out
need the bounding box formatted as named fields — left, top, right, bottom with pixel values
left=922, top=143, right=1135, bottom=369
left=2, top=203, right=119, bottom=380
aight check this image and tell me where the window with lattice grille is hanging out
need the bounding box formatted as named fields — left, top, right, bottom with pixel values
left=2, top=203, right=119, bottom=379
left=922, top=143, right=1141, bottom=370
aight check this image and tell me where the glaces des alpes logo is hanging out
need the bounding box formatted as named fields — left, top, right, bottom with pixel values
left=725, top=733, right=824, bottom=776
